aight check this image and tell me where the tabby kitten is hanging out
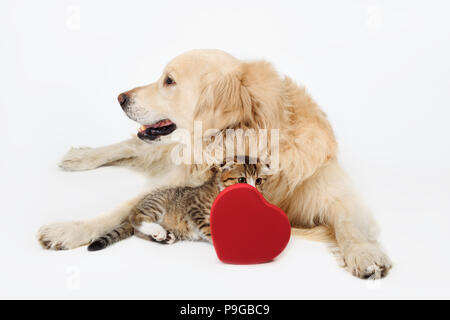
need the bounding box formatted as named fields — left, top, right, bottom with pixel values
left=88, top=159, right=271, bottom=251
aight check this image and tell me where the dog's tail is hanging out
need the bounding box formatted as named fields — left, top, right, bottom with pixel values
left=291, top=226, right=335, bottom=243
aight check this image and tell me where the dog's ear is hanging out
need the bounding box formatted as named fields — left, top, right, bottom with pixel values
left=195, top=61, right=283, bottom=130
left=238, top=61, right=284, bottom=128
left=195, top=70, right=252, bottom=130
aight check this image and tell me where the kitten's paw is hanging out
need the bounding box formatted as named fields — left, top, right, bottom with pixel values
left=164, top=232, right=176, bottom=244
left=37, top=221, right=93, bottom=250
left=344, top=243, right=393, bottom=280
left=137, top=222, right=167, bottom=242
left=59, top=147, right=101, bottom=171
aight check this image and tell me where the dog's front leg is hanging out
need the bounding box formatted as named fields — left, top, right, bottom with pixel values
left=59, top=136, right=171, bottom=172
left=37, top=193, right=146, bottom=250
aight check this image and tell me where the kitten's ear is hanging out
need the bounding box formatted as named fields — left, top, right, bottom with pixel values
left=210, top=164, right=220, bottom=174
left=219, top=159, right=235, bottom=171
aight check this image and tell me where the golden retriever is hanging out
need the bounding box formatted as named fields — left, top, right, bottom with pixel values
left=38, top=49, right=392, bottom=279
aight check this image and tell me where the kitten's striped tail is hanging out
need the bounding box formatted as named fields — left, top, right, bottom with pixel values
left=88, top=222, right=134, bottom=251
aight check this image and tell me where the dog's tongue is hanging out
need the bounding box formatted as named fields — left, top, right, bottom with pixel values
left=139, top=120, right=173, bottom=133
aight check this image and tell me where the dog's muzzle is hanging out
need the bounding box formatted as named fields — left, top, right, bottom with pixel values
left=117, top=92, right=177, bottom=142
left=137, top=120, right=177, bottom=141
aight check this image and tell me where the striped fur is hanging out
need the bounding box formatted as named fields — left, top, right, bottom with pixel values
left=88, top=160, right=270, bottom=251
left=88, top=222, right=134, bottom=251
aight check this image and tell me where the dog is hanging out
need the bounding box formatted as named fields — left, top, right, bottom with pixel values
left=38, top=49, right=392, bottom=279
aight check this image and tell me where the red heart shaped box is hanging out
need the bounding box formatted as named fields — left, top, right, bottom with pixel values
left=210, top=184, right=291, bottom=264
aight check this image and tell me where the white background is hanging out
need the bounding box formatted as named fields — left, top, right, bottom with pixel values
left=1, top=0, right=449, bottom=299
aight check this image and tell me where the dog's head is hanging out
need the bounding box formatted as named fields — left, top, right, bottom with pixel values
left=118, top=49, right=284, bottom=144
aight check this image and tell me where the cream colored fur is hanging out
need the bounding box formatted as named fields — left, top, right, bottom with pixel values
left=38, top=50, right=392, bottom=279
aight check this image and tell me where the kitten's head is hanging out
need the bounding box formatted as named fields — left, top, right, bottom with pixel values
left=216, top=156, right=272, bottom=192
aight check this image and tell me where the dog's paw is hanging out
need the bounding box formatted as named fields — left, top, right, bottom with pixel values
left=344, top=243, right=392, bottom=280
left=37, top=221, right=93, bottom=250
left=59, top=147, right=100, bottom=171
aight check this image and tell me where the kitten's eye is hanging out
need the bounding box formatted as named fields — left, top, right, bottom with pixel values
left=164, top=76, right=175, bottom=86
left=255, top=178, right=263, bottom=185
left=238, top=177, right=247, bottom=183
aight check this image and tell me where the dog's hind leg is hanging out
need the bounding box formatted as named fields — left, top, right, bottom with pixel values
left=291, top=160, right=393, bottom=280
left=330, top=198, right=393, bottom=280
left=59, top=136, right=157, bottom=171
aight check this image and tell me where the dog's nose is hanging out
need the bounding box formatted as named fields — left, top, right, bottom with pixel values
left=118, top=93, right=129, bottom=109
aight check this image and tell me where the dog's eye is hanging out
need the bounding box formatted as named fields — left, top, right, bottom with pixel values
left=164, top=76, right=175, bottom=86
left=238, top=177, right=247, bottom=184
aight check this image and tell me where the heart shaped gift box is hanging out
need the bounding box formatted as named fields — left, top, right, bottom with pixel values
left=210, top=184, right=291, bottom=264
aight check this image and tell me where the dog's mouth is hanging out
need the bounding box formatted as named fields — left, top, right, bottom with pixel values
left=137, top=119, right=177, bottom=141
